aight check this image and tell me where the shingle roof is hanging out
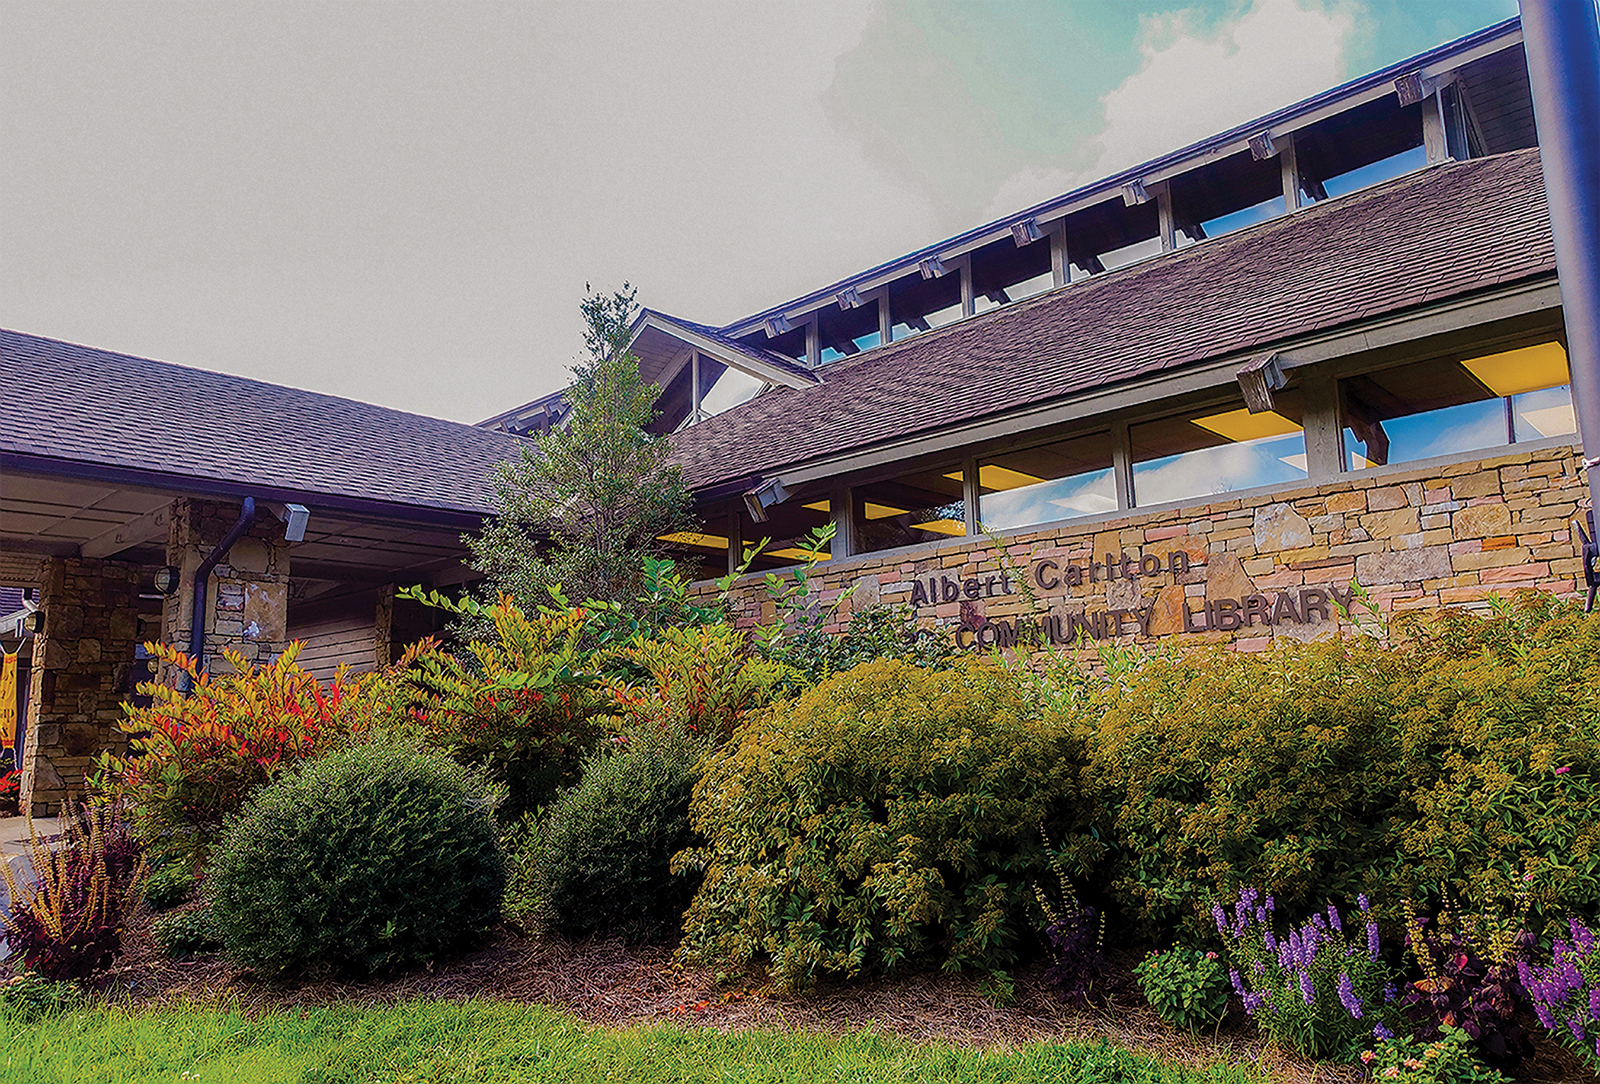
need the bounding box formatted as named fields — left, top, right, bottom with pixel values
left=669, top=149, right=1556, bottom=492
left=0, top=330, right=523, bottom=516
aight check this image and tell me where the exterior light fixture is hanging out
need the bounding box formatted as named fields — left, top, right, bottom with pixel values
left=1236, top=352, right=1288, bottom=413
left=742, top=477, right=790, bottom=523
left=1010, top=218, right=1043, bottom=246
left=266, top=501, right=311, bottom=542
left=21, top=610, right=44, bottom=635
left=152, top=565, right=182, bottom=596
left=836, top=287, right=863, bottom=310
left=764, top=315, right=794, bottom=337
left=1121, top=179, right=1151, bottom=206
left=1393, top=70, right=1428, bottom=107
left=917, top=256, right=947, bottom=280
left=1248, top=130, right=1278, bottom=161
left=1461, top=342, right=1571, bottom=397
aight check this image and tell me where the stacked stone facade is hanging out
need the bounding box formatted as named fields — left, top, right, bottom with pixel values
left=160, top=499, right=291, bottom=679
left=724, top=443, right=1587, bottom=653
left=19, top=557, right=141, bottom=817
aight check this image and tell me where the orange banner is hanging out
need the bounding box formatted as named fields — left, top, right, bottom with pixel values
left=0, top=652, right=16, bottom=750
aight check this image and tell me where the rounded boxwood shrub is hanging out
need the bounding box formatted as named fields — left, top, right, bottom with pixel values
left=509, top=726, right=708, bottom=942
left=206, top=741, right=505, bottom=976
left=676, top=657, right=1084, bottom=990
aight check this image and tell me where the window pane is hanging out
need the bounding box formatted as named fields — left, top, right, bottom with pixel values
left=854, top=467, right=965, bottom=553
left=1341, top=345, right=1570, bottom=470
left=1131, top=402, right=1307, bottom=507
left=978, top=432, right=1116, bottom=531
left=699, top=366, right=764, bottom=417
left=1513, top=384, right=1577, bottom=442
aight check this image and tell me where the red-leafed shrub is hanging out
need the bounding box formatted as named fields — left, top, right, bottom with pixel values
left=103, top=641, right=415, bottom=863
left=0, top=769, right=20, bottom=817
left=1, top=802, right=145, bottom=980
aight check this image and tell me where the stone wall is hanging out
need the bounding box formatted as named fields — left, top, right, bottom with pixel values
left=723, top=443, right=1587, bottom=654
left=19, top=557, right=142, bottom=817
left=160, top=499, right=291, bottom=680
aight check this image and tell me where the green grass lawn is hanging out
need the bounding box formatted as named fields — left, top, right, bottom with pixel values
left=2, top=998, right=1267, bottom=1084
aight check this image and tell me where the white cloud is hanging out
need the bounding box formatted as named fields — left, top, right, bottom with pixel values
left=984, top=0, right=1355, bottom=220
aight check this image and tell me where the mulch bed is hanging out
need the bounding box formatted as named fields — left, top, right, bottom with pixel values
left=85, top=907, right=1367, bottom=1084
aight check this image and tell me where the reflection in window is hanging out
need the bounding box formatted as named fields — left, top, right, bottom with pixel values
left=1320, top=144, right=1427, bottom=200
left=698, top=365, right=765, bottom=418
left=854, top=467, right=965, bottom=553
left=1342, top=343, right=1574, bottom=470
left=976, top=432, right=1116, bottom=531
left=655, top=530, right=729, bottom=582
left=1132, top=400, right=1307, bottom=507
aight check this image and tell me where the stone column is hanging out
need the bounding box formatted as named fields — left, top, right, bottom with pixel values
left=19, top=557, right=142, bottom=817
left=160, top=499, right=290, bottom=683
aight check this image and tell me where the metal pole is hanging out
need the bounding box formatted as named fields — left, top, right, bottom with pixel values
left=1519, top=0, right=1600, bottom=603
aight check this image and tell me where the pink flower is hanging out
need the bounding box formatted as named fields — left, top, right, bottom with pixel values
left=1383, top=1068, right=1400, bottom=1078
left=1556, top=766, right=1571, bottom=774
left=1206, top=951, right=1218, bottom=960
left=1360, top=1051, right=1376, bottom=1063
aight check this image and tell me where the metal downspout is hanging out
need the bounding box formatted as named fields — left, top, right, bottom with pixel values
left=179, top=497, right=256, bottom=695
left=1519, top=1, right=1600, bottom=604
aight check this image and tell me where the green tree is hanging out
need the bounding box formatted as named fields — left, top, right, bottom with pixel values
left=469, top=285, right=692, bottom=608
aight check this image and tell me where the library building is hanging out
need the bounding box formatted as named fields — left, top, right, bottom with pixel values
left=0, top=17, right=1585, bottom=813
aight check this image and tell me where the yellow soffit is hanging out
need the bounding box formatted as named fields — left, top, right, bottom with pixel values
left=914, top=518, right=966, bottom=537
left=945, top=465, right=1045, bottom=491
left=1191, top=408, right=1303, bottom=443
left=803, top=500, right=911, bottom=520
left=657, top=531, right=727, bottom=550
left=1462, top=342, right=1570, bottom=397
left=767, top=547, right=830, bottom=561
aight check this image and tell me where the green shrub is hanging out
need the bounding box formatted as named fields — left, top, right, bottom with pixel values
left=609, top=624, right=793, bottom=744
left=676, top=657, right=1082, bottom=990
left=151, top=906, right=222, bottom=957
left=1134, top=947, right=1231, bottom=1032
left=1360, top=1026, right=1512, bottom=1084
left=207, top=741, right=505, bottom=976
left=410, top=599, right=608, bottom=818
left=766, top=604, right=956, bottom=685
left=508, top=727, right=709, bottom=942
left=0, top=971, right=80, bottom=1019
left=1052, top=592, right=1600, bottom=939
left=143, top=864, right=195, bottom=911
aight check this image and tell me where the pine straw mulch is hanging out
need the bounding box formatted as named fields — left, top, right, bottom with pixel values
left=84, top=908, right=1368, bottom=1084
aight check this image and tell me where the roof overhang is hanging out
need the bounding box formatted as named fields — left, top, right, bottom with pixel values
left=732, top=277, right=1563, bottom=495
left=629, top=310, right=820, bottom=391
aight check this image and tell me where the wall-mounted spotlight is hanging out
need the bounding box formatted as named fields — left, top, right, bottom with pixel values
left=266, top=502, right=311, bottom=542
left=21, top=610, right=44, bottom=635
left=764, top=315, right=795, bottom=338
left=742, top=477, right=790, bottom=523
left=1121, top=179, right=1151, bottom=206
left=836, top=287, right=864, bottom=310
left=918, top=256, right=948, bottom=280
left=1247, top=130, right=1278, bottom=161
left=152, top=565, right=182, bottom=596
left=1010, top=218, right=1043, bottom=246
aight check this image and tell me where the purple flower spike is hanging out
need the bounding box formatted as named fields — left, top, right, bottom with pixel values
left=1299, top=970, right=1315, bottom=1005
left=1265, top=895, right=1275, bottom=912
left=1589, top=987, right=1600, bottom=1022
left=1367, top=921, right=1381, bottom=962
left=1358, top=893, right=1370, bottom=912
left=1337, top=972, right=1363, bottom=1019
left=1263, top=928, right=1277, bottom=954
left=1373, top=1023, right=1394, bottom=1041
left=1231, top=968, right=1245, bottom=997
left=1569, top=1017, right=1588, bottom=1044
left=1213, top=902, right=1228, bottom=935
left=1327, top=904, right=1342, bottom=933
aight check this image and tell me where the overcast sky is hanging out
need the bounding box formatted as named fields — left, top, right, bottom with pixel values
left=1, top=0, right=1516, bottom=424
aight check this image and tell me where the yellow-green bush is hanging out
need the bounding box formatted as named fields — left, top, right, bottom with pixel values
left=675, top=657, right=1083, bottom=990
left=1058, top=592, right=1600, bottom=939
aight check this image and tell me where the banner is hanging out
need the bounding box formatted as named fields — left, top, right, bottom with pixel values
left=0, top=651, right=16, bottom=750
